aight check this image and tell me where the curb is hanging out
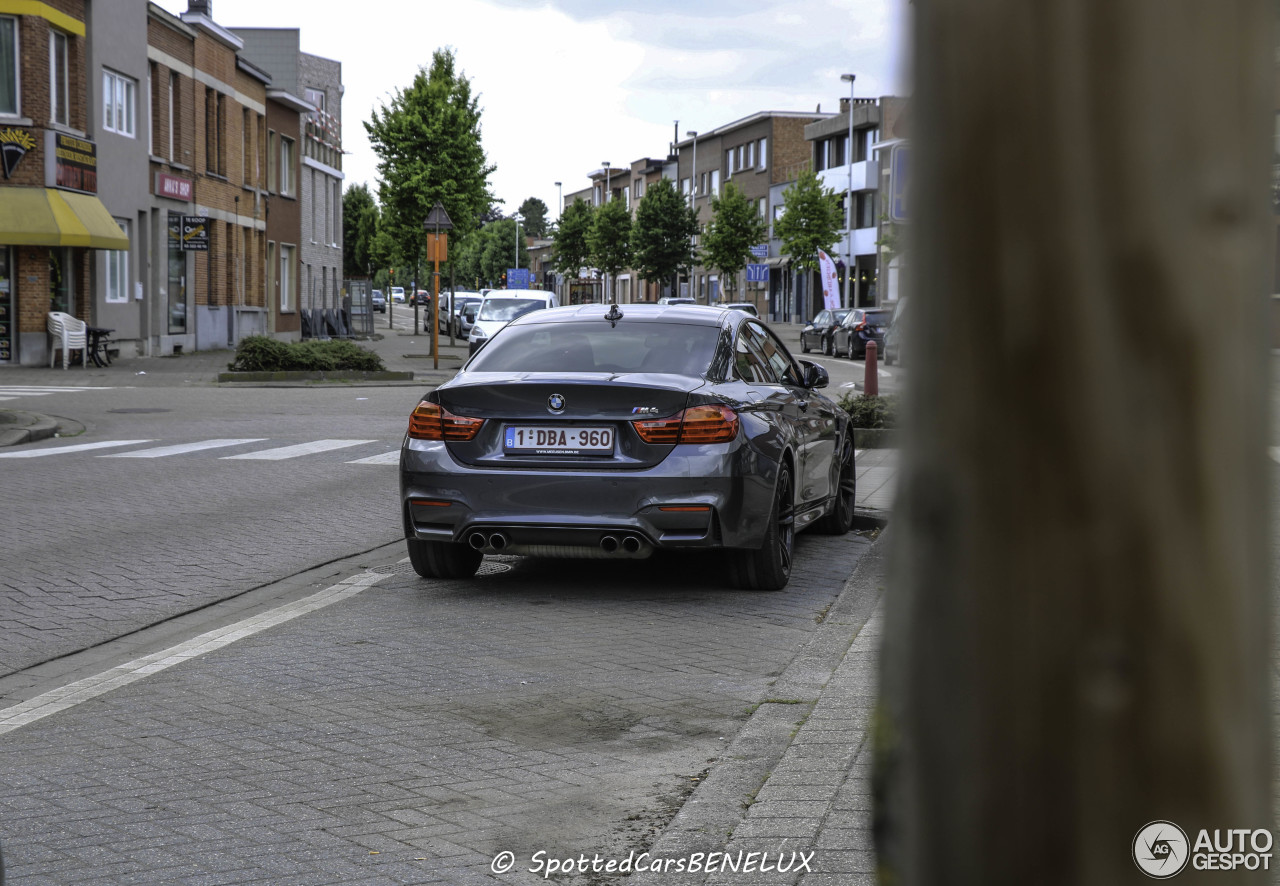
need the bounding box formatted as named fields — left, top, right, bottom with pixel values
left=853, top=427, right=897, bottom=449
left=215, top=369, right=416, bottom=383
left=0, top=410, right=84, bottom=447
left=631, top=527, right=889, bottom=883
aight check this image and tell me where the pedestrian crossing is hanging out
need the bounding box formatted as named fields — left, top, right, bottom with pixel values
left=0, top=437, right=402, bottom=464
left=0, top=385, right=114, bottom=402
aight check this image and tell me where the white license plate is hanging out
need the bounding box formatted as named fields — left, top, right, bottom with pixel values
left=504, top=425, right=615, bottom=454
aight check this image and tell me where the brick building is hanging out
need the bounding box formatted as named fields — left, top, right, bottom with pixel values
left=233, top=28, right=342, bottom=330
left=146, top=1, right=269, bottom=355
left=0, top=0, right=129, bottom=365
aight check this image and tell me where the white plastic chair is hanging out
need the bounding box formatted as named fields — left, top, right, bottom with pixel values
left=47, top=311, right=87, bottom=370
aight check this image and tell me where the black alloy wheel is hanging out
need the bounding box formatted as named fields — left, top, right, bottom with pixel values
left=728, top=464, right=795, bottom=590
left=407, top=538, right=483, bottom=579
left=801, top=334, right=812, bottom=354
left=823, top=335, right=834, bottom=356
left=816, top=437, right=856, bottom=534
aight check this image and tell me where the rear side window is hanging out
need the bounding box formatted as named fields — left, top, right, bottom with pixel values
left=467, top=321, right=720, bottom=375
left=477, top=298, right=549, bottom=322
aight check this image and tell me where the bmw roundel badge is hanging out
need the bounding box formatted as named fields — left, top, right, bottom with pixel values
left=548, top=393, right=566, bottom=413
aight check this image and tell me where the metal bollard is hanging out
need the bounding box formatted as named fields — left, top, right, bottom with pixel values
left=864, top=340, right=879, bottom=397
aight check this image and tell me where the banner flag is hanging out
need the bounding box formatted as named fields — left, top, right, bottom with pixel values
left=818, top=250, right=840, bottom=312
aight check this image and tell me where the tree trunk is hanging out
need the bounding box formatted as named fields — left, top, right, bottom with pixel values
left=877, top=2, right=1274, bottom=884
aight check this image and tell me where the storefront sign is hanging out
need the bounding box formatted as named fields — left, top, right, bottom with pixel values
left=46, top=132, right=98, bottom=194
left=0, top=127, right=34, bottom=179
left=157, top=173, right=192, bottom=201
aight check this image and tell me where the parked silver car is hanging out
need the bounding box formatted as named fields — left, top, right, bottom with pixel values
left=400, top=303, right=856, bottom=590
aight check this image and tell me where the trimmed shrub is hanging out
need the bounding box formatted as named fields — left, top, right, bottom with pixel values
left=228, top=336, right=386, bottom=372
left=837, top=393, right=899, bottom=430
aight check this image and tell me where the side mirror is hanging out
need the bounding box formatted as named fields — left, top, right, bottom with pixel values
left=801, top=361, right=829, bottom=389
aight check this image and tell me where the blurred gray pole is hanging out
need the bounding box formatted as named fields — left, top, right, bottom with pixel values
left=878, top=2, right=1274, bottom=884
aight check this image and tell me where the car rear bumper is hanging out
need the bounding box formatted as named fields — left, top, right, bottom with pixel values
left=400, top=440, right=777, bottom=553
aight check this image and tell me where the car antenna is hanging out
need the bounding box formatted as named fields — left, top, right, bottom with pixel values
left=605, top=302, right=623, bottom=328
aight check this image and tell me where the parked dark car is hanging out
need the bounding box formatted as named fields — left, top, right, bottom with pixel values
left=882, top=297, right=908, bottom=365
left=799, top=308, right=851, bottom=355
left=832, top=308, right=893, bottom=359
left=400, top=303, right=857, bottom=590
left=370, top=290, right=386, bottom=313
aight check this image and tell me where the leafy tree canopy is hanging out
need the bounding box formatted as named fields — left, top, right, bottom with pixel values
left=342, top=183, right=380, bottom=278
left=365, top=48, right=495, bottom=273
left=630, top=178, right=699, bottom=287
left=517, top=197, right=549, bottom=239
left=774, top=169, right=842, bottom=272
left=551, top=198, right=595, bottom=278
left=701, top=182, right=768, bottom=295
left=589, top=199, right=633, bottom=301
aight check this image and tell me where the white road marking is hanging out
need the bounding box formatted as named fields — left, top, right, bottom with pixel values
left=0, top=440, right=153, bottom=458
left=347, top=450, right=401, bottom=465
left=100, top=438, right=268, bottom=458
left=220, top=439, right=376, bottom=460
left=0, top=386, right=114, bottom=393
left=0, top=570, right=391, bottom=736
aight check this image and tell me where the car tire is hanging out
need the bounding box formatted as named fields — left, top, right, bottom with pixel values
left=846, top=337, right=856, bottom=360
left=823, top=336, right=834, bottom=356
left=815, top=437, right=856, bottom=535
left=801, top=336, right=811, bottom=354
left=406, top=538, right=483, bottom=579
left=728, top=464, right=794, bottom=591
left=884, top=347, right=894, bottom=366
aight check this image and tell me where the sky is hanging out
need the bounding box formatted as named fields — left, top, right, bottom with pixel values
left=154, top=0, right=910, bottom=220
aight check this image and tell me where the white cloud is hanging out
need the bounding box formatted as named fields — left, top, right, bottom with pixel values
left=152, top=0, right=907, bottom=219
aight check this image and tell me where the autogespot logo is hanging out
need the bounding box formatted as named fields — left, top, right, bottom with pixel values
left=1134, top=821, right=1190, bottom=878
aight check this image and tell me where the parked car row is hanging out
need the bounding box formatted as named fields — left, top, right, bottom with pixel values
left=799, top=305, right=897, bottom=361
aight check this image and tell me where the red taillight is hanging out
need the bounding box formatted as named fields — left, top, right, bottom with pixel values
left=853, top=320, right=867, bottom=331
left=634, top=404, right=738, bottom=444
left=407, top=401, right=484, bottom=441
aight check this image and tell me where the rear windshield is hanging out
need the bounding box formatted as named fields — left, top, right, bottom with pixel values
left=467, top=321, right=722, bottom=375
left=477, top=298, right=548, bottom=322
left=865, top=311, right=892, bottom=325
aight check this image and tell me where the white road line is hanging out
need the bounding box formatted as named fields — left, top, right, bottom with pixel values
left=0, top=570, right=390, bottom=736
left=100, top=438, right=268, bottom=458
left=0, top=386, right=113, bottom=393
left=0, top=440, right=153, bottom=458
left=220, top=439, right=377, bottom=460
left=0, top=390, right=55, bottom=396
left=347, top=450, right=401, bottom=465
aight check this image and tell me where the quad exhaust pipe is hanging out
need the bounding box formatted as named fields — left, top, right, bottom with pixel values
left=465, top=530, right=649, bottom=558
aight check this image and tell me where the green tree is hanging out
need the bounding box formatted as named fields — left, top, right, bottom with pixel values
left=480, top=217, right=526, bottom=285
left=342, top=183, right=380, bottom=278
left=630, top=178, right=699, bottom=297
left=701, top=182, right=767, bottom=298
left=517, top=197, right=549, bottom=239
left=365, top=48, right=494, bottom=290
left=774, top=169, right=842, bottom=272
left=589, top=199, right=633, bottom=302
left=551, top=198, right=595, bottom=279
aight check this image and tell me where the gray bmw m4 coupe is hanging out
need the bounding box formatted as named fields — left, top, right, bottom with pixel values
left=399, top=303, right=856, bottom=590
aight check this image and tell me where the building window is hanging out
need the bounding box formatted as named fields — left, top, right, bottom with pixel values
left=280, top=136, right=296, bottom=196
left=50, top=30, right=68, bottom=126
left=745, top=141, right=755, bottom=169
left=103, top=70, right=136, bottom=137
left=856, top=191, right=876, bottom=229
left=168, top=73, right=177, bottom=161
left=757, top=137, right=767, bottom=170
left=0, top=16, right=16, bottom=117
left=725, top=148, right=734, bottom=178
left=267, top=130, right=277, bottom=192
left=758, top=197, right=767, bottom=218
left=279, top=243, right=294, bottom=311
left=105, top=220, right=129, bottom=303
left=710, top=169, right=720, bottom=196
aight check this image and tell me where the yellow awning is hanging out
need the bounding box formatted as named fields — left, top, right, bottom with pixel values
left=0, top=188, right=130, bottom=250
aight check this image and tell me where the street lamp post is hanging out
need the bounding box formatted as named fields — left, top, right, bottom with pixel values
left=423, top=201, right=453, bottom=370
left=513, top=212, right=522, bottom=273
left=841, top=73, right=856, bottom=309
left=686, top=131, right=698, bottom=300
left=555, top=181, right=562, bottom=223
left=602, top=161, right=610, bottom=302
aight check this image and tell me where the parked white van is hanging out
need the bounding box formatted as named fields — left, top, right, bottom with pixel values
left=466, top=291, right=559, bottom=354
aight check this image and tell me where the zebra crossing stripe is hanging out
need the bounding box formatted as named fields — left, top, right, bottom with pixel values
left=0, top=440, right=153, bottom=458
left=347, top=450, right=401, bottom=465
left=101, top=438, right=268, bottom=458
left=220, top=439, right=377, bottom=460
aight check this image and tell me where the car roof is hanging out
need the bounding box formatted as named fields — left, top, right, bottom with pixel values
left=509, top=302, right=742, bottom=329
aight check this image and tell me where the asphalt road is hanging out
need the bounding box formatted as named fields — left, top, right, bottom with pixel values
left=0, top=378, right=876, bottom=885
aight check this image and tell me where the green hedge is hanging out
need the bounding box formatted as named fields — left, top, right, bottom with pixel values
left=837, top=393, right=899, bottom=430
left=227, top=336, right=386, bottom=372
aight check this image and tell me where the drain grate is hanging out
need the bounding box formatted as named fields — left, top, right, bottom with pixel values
left=371, top=560, right=513, bottom=577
